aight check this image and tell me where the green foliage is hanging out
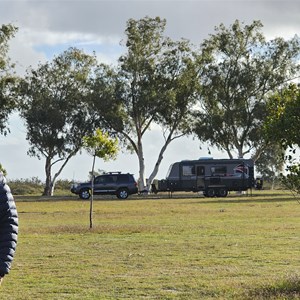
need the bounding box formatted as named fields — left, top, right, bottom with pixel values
left=83, top=128, right=118, bottom=161
left=83, top=128, right=118, bottom=228
left=0, top=23, right=18, bottom=136
left=280, top=163, right=300, bottom=196
left=8, top=177, right=43, bottom=195
left=7, top=178, right=72, bottom=195
left=0, top=163, right=7, bottom=176
left=20, top=47, right=98, bottom=159
left=195, top=20, right=300, bottom=159
left=266, top=84, right=300, bottom=149
left=255, top=143, right=285, bottom=187
left=55, top=179, right=73, bottom=191
left=266, top=84, right=300, bottom=194
left=19, top=47, right=99, bottom=195
left=118, top=16, right=199, bottom=138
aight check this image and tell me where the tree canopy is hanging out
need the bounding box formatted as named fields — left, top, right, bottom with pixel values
left=266, top=84, right=300, bottom=150
left=194, top=20, right=300, bottom=160
left=0, top=24, right=18, bottom=136
left=19, top=48, right=99, bottom=195
left=265, top=84, right=300, bottom=194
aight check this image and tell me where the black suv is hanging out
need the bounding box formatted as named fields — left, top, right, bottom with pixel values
left=71, top=172, right=138, bottom=199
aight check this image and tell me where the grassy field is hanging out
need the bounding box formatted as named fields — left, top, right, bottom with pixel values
left=1, top=190, right=300, bottom=299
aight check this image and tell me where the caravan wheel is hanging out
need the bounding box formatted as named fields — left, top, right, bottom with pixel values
left=206, top=188, right=216, bottom=197
left=217, top=188, right=228, bottom=197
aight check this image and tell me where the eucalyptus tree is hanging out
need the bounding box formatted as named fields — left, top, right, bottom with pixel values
left=265, top=84, right=300, bottom=193
left=91, top=17, right=200, bottom=191
left=19, top=48, right=99, bottom=196
left=194, top=20, right=300, bottom=159
left=0, top=24, right=18, bottom=136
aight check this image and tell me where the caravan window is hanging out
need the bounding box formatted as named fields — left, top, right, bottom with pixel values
left=196, top=166, right=205, bottom=176
left=211, top=166, right=227, bottom=176
left=182, top=165, right=195, bottom=176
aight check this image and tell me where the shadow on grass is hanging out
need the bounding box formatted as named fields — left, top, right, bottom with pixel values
left=244, top=274, right=300, bottom=300
left=190, top=197, right=298, bottom=205
left=14, top=190, right=299, bottom=205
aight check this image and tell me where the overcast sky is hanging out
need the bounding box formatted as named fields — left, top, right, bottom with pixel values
left=1, top=0, right=300, bottom=182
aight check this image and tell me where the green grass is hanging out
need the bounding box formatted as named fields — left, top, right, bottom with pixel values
left=2, top=190, right=300, bottom=299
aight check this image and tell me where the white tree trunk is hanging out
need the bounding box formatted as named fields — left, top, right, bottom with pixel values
left=146, top=139, right=171, bottom=191
left=137, top=138, right=146, bottom=192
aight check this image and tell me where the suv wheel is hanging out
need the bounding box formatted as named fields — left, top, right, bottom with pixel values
left=79, top=189, right=91, bottom=200
left=117, top=188, right=129, bottom=199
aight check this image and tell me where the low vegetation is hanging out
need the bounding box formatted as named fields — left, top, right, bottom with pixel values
left=1, top=190, right=300, bottom=299
left=8, top=178, right=73, bottom=196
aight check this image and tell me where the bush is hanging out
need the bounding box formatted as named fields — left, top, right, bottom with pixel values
left=8, top=177, right=44, bottom=195
left=7, top=177, right=72, bottom=195
left=280, top=163, right=300, bottom=195
left=54, top=179, right=73, bottom=192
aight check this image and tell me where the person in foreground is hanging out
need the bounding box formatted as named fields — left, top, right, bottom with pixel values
left=0, top=171, right=18, bottom=285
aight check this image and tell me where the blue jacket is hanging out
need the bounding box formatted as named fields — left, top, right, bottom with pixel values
left=0, top=173, right=18, bottom=276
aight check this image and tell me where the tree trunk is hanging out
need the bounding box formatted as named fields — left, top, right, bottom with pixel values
left=225, top=149, right=233, bottom=159
left=137, top=135, right=146, bottom=192
left=90, top=154, right=96, bottom=229
left=237, top=147, right=243, bottom=159
left=43, top=150, right=78, bottom=196
left=43, top=157, right=52, bottom=196
left=146, top=138, right=171, bottom=191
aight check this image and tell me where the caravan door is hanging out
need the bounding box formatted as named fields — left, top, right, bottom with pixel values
left=195, top=165, right=205, bottom=191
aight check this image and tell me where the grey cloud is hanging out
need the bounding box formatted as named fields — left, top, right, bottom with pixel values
left=2, top=1, right=300, bottom=45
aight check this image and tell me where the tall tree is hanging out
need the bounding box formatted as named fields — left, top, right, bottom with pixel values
left=91, top=17, right=200, bottom=191
left=19, top=48, right=99, bottom=196
left=265, top=84, right=300, bottom=194
left=194, top=20, right=300, bottom=159
left=0, top=24, right=18, bottom=136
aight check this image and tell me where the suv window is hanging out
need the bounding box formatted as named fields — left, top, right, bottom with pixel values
left=95, top=176, right=114, bottom=184
left=116, top=174, right=130, bottom=183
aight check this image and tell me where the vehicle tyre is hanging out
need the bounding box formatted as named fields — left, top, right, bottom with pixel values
left=206, top=188, right=215, bottom=197
left=79, top=189, right=91, bottom=200
left=216, top=188, right=228, bottom=197
left=117, top=188, right=129, bottom=199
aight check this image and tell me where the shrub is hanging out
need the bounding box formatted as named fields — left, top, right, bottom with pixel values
left=8, top=177, right=43, bottom=195
left=7, top=177, right=72, bottom=195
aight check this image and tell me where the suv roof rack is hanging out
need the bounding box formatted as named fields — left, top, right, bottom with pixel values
left=105, top=171, right=121, bottom=174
